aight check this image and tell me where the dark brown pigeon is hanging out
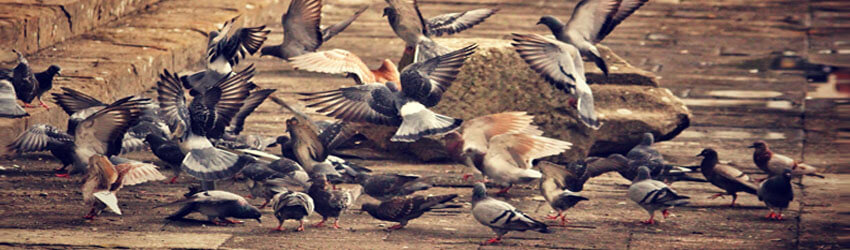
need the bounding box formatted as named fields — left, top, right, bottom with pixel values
left=260, top=0, right=367, bottom=60
left=697, top=148, right=758, bottom=207
left=362, top=194, right=458, bottom=230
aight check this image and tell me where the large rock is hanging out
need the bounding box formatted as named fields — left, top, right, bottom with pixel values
left=352, top=38, right=690, bottom=163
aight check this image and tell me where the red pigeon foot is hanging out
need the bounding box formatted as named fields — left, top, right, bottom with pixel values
left=271, top=225, right=283, bottom=232
left=55, top=173, right=70, bottom=178
left=297, top=222, right=305, bottom=232
left=388, top=224, right=404, bottom=230
left=168, top=176, right=178, bottom=184
left=662, top=209, right=670, bottom=219
left=313, top=219, right=326, bottom=227
left=482, top=237, right=501, bottom=245
left=332, top=220, right=341, bottom=229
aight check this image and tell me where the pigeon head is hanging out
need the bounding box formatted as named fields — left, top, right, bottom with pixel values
left=360, top=203, right=380, bottom=217
left=472, top=182, right=488, bottom=201
left=697, top=148, right=717, bottom=158
left=274, top=135, right=290, bottom=145
left=442, top=131, right=464, bottom=159
left=780, top=168, right=793, bottom=180
left=634, top=166, right=652, bottom=182
left=259, top=46, right=277, bottom=58
left=46, top=65, right=61, bottom=76
left=640, top=133, right=654, bottom=146
left=748, top=141, right=768, bottom=151
left=235, top=203, right=262, bottom=223
left=537, top=15, right=564, bottom=32
left=382, top=7, right=396, bottom=18
left=285, top=117, right=300, bottom=132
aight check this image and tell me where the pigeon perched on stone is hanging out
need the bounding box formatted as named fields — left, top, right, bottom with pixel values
left=628, top=166, right=690, bottom=224
left=443, top=112, right=571, bottom=194
left=289, top=49, right=400, bottom=85
left=538, top=162, right=590, bottom=225
left=511, top=33, right=599, bottom=129
left=158, top=190, right=261, bottom=225
left=271, top=190, right=314, bottom=231
left=355, top=173, right=431, bottom=201
left=260, top=0, right=367, bottom=60
left=758, top=169, right=794, bottom=220
left=4, top=49, right=60, bottom=110
left=470, top=182, right=550, bottom=245
left=362, top=194, right=459, bottom=230
left=0, top=79, right=28, bottom=117
left=7, top=124, right=75, bottom=171
left=697, top=148, right=758, bottom=207
left=299, top=44, right=477, bottom=142
left=749, top=141, right=824, bottom=179
left=183, top=16, right=269, bottom=94
left=82, top=155, right=165, bottom=219
left=383, top=0, right=497, bottom=67
left=307, top=174, right=361, bottom=229
left=156, top=66, right=256, bottom=182
left=536, top=0, right=650, bottom=76
left=144, top=134, right=186, bottom=184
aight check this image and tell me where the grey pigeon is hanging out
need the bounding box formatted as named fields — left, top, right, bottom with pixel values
left=0, top=79, right=28, bottom=117
left=299, top=44, right=477, bottom=142
left=326, top=154, right=372, bottom=184
left=158, top=190, right=262, bottom=225
left=248, top=178, right=290, bottom=209
left=271, top=190, right=314, bottom=231
left=697, top=148, right=758, bottom=207
left=471, top=182, right=550, bottom=245
left=307, top=174, right=361, bottom=229
left=7, top=124, right=75, bottom=171
left=82, top=155, right=165, bottom=219
left=235, top=152, right=311, bottom=190
left=628, top=166, right=690, bottom=224
left=627, top=133, right=663, bottom=165
left=511, top=33, right=599, bottom=129
left=225, top=88, right=276, bottom=135
left=758, top=169, right=794, bottom=220
left=362, top=194, right=459, bottom=230
left=749, top=141, right=823, bottom=179
left=5, top=49, right=60, bottom=110
left=537, top=0, right=650, bottom=76
left=260, top=0, right=367, bottom=60
left=355, top=173, right=431, bottom=201
left=156, top=67, right=256, bottom=182
left=144, top=133, right=185, bottom=184
left=538, top=162, right=589, bottom=226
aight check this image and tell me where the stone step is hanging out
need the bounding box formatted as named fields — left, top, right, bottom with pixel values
left=0, top=0, right=287, bottom=150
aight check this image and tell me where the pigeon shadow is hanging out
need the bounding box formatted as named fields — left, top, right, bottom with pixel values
left=162, top=218, right=233, bottom=227
left=685, top=204, right=765, bottom=210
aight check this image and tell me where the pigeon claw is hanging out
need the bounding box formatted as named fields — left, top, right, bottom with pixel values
left=55, top=173, right=70, bottom=178
left=388, top=224, right=404, bottom=230
left=332, top=220, right=341, bottom=229
left=259, top=200, right=269, bottom=209
left=707, top=193, right=725, bottom=200
left=225, top=219, right=244, bottom=224
left=39, top=102, right=49, bottom=111
left=482, top=237, right=501, bottom=245
left=662, top=209, right=670, bottom=219
left=313, top=219, right=326, bottom=227
left=462, top=173, right=473, bottom=182
left=495, top=186, right=512, bottom=195
left=168, top=176, right=178, bottom=184
left=546, top=213, right=562, bottom=220
left=22, top=103, right=34, bottom=108
left=641, top=218, right=655, bottom=225
left=297, top=221, right=305, bottom=232
left=271, top=225, right=283, bottom=232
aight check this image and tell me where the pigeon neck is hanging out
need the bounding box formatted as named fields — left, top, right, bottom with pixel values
left=471, top=184, right=487, bottom=201
left=753, top=149, right=772, bottom=169
left=699, top=153, right=718, bottom=173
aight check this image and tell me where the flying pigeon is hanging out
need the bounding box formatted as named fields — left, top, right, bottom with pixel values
left=271, top=190, right=314, bottom=231
left=749, top=141, right=824, bottom=179
left=289, top=49, right=400, bottom=85
left=260, top=0, right=367, bottom=60
left=0, top=79, right=28, bottom=118
left=758, top=169, right=794, bottom=220
left=158, top=190, right=262, bottom=225
left=470, top=182, right=551, bottom=245
left=7, top=124, right=75, bottom=171
left=443, top=112, right=572, bottom=194
left=383, top=0, right=497, bottom=67
left=355, top=173, right=432, bottom=201
left=67, top=97, right=150, bottom=176
left=82, top=155, right=165, bottom=219
left=697, top=148, right=758, bottom=207
left=299, top=44, right=477, bottom=142
left=182, top=16, right=269, bottom=94
left=536, top=0, right=650, bottom=76
left=4, top=49, right=61, bottom=110
left=225, top=88, right=276, bottom=136
left=307, top=174, right=361, bottom=229
left=156, top=66, right=257, bottom=181
left=144, top=133, right=185, bottom=184
left=362, top=194, right=459, bottom=230
left=538, top=162, right=589, bottom=225
left=511, top=33, right=599, bottom=129
left=628, top=166, right=690, bottom=224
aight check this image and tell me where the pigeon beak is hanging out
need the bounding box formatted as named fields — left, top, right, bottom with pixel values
left=256, top=218, right=262, bottom=223
left=747, top=145, right=756, bottom=148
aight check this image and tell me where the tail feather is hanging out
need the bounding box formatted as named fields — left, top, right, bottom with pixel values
left=576, top=89, right=601, bottom=130
left=590, top=52, right=608, bottom=77
left=393, top=103, right=462, bottom=142
left=183, top=147, right=255, bottom=180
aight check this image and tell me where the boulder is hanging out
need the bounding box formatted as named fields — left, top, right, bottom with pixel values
left=351, top=38, right=690, bottom=163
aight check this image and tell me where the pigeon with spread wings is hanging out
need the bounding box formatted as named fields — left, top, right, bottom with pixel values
left=82, top=155, right=165, bottom=219
left=289, top=49, right=400, bottom=85
left=299, top=44, right=477, bottom=142
left=68, top=96, right=150, bottom=176
left=260, top=0, right=367, bottom=60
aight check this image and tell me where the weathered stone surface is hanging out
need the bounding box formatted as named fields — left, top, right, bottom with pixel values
left=353, top=38, right=690, bottom=162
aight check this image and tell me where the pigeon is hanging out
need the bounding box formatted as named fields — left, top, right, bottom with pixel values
left=758, top=169, right=794, bottom=220
left=627, top=133, right=663, bottom=165
left=0, top=79, right=28, bottom=117
left=5, top=49, right=61, bottom=110
left=362, top=194, right=459, bottom=230
left=260, top=0, right=367, bottom=60
left=326, top=154, right=372, bottom=183
left=628, top=166, right=690, bottom=224
left=225, top=88, right=276, bottom=135
left=443, top=112, right=572, bottom=194
left=749, top=141, right=824, bottom=179
left=538, top=162, right=590, bottom=225
left=697, top=148, right=758, bottom=207
left=82, top=155, right=165, bottom=219
left=144, top=133, right=185, bottom=184
left=267, top=96, right=358, bottom=158
left=383, top=0, right=497, bottom=67
left=156, top=67, right=257, bottom=181
left=307, top=174, right=361, bottom=229
left=285, top=117, right=327, bottom=173
left=355, top=173, right=432, bottom=201
left=536, top=0, right=650, bottom=76
left=470, top=182, right=551, bottom=245
left=235, top=151, right=312, bottom=190
left=158, top=190, right=262, bottom=225
left=216, top=133, right=278, bottom=151
left=182, top=16, right=269, bottom=94
left=271, top=190, right=314, bottom=231
left=289, top=49, right=400, bottom=85
left=299, top=44, right=477, bottom=142
left=248, top=178, right=290, bottom=209
left=7, top=124, right=75, bottom=171
left=511, top=33, right=599, bottom=129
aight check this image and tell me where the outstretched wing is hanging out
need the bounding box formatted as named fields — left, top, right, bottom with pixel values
left=281, top=0, right=323, bottom=56
left=426, top=8, right=499, bottom=36
left=487, top=133, right=572, bottom=169
left=460, top=112, right=542, bottom=154
left=400, top=43, right=477, bottom=107
left=299, top=83, right=402, bottom=126
left=289, top=49, right=376, bottom=84
left=207, top=16, right=270, bottom=66
left=51, top=87, right=105, bottom=116
left=321, top=6, right=368, bottom=41
left=7, top=124, right=74, bottom=153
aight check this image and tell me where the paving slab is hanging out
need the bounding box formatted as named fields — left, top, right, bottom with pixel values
left=0, top=228, right=232, bottom=248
